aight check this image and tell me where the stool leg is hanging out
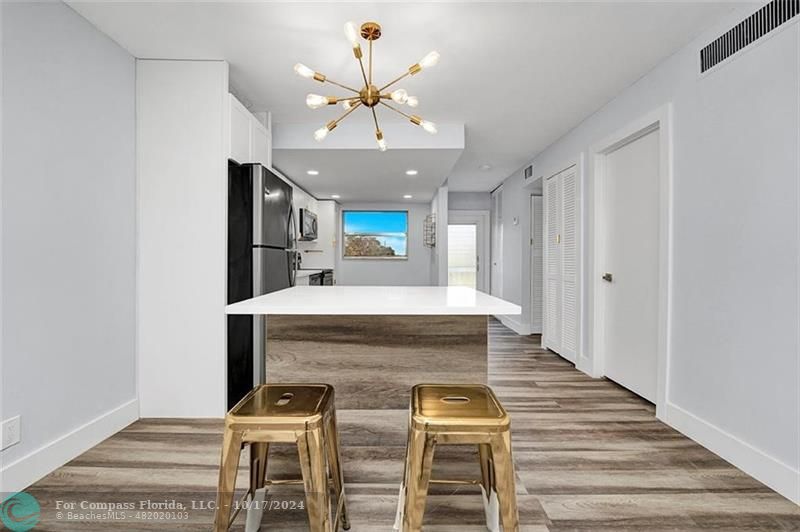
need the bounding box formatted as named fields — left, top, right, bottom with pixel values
left=479, top=444, right=500, bottom=532
left=250, top=442, right=269, bottom=491
left=393, top=422, right=414, bottom=531
left=401, top=429, right=436, bottom=532
left=324, top=409, right=350, bottom=530
left=245, top=443, right=269, bottom=532
left=298, top=427, right=333, bottom=532
left=215, top=428, right=243, bottom=532
left=489, top=432, right=519, bottom=532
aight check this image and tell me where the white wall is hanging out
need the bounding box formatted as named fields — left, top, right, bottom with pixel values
left=449, top=191, right=491, bottom=211
left=1, top=2, right=137, bottom=491
left=336, top=202, right=432, bottom=286
left=137, top=60, right=229, bottom=417
left=491, top=172, right=534, bottom=333
left=429, top=186, right=448, bottom=285
left=496, top=7, right=799, bottom=502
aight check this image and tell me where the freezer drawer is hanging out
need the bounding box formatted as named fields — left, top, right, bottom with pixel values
left=253, top=247, right=293, bottom=295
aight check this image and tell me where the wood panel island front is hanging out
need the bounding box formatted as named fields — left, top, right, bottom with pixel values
left=225, top=286, right=522, bottom=409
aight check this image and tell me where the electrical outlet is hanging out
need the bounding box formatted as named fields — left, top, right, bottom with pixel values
left=1, top=416, right=21, bottom=450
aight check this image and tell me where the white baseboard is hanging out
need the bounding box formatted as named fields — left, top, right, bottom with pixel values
left=494, top=315, right=533, bottom=336
left=1, top=398, right=139, bottom=493
left=664, top=401, right=799, bottom=504
left=576, top=356, right=598, bottom=378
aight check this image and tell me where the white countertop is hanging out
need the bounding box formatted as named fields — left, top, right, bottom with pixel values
left=225, top=286, right=521, bottom=316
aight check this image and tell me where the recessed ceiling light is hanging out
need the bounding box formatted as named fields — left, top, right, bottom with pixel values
left=403, top=194, right=413, bottom=199
left=331, top=194, right=341, bottom=199
left=307, top=170, right=319, bottom=175
left=405, top=169, right=418, bottom=176
left=479, top=164, right=492, bottom=171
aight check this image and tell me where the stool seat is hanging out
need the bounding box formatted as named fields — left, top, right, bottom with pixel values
left=229, top=383, right=332, bottom=426
left=411, top=384, right=508, bottom=431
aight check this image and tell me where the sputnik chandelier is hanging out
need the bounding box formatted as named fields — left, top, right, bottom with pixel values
left=294, top=21, right=440, bottom=151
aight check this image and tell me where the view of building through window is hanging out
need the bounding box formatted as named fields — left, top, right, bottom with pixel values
left=343, top=211, right=408, bottom=258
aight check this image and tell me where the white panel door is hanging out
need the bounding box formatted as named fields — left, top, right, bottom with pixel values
left=602, top=128, right=660, bottom=402
left=448, top=224, right=478, bottom=289
left=530, top=196, right=544, bottom=334
left=543, top=176, right=561, bottom=351
left=449, top=211, right=489, bottom=292
left=490, top=187, right=504, bottom=298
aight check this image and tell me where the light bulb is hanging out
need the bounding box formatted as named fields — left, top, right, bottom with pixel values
left=306, top=94, right=329, bottom=109
left=375, top=130, right=386, bottom=151
left=419, top=51, right=440, bottom=69
left=341, top=99, right=355, bottom=110
left=406, top=96, right=419, bottom=108
left=344, top=21, right=359, bottom=47
left=420, top=120, right=437, bottom=134
left=294, top=63, right=314, bottom=79
left=314, top=127, right=329, bottom=142
left=390, top=89, right=409, bottom=104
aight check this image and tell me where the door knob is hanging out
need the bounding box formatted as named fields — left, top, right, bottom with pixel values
left=602, top=272, right=613, bottom=282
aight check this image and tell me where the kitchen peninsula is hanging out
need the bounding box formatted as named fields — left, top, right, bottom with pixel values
left=225, top=286, right=521, bottom=409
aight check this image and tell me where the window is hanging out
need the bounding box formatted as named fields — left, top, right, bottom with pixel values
left=343, top=211, right=408, bottom=259
left=448, top=224, right=477, bottom=288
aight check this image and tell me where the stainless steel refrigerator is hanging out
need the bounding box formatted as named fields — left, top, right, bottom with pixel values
left=227, top=162, right=296, bottom=408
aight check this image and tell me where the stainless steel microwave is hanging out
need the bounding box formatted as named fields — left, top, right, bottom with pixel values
left=298, top=208, right=318, bottom=241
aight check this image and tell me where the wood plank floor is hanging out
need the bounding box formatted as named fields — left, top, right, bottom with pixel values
left=27, top=319, right=799, bottom=530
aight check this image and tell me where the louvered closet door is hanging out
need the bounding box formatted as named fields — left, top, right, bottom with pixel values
left=559, top=168, right=578, bottom=362
left=543, top=166, right=579, bottom=362
left=543, top=177, right=561, bottom=351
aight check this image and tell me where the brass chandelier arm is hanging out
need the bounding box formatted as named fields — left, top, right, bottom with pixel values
left=371, top=107, right=380, bottom=131
left=325, top=95, right=360, bottom=106
left=368, top=40, right=373, bottom=85
left=379, top=70, right=411, bottom=92
left=356, top=54, right=370, bottom=89
left=324, top=78, right=360, bottom=94
left=331, top=100, right=363, bottom=127
left=379, top=100, right=414, bottom=121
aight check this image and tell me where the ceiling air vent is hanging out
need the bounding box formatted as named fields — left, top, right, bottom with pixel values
left=524, top=165, right=534, bottom=180
left=700, top=0, right=799, bottom=73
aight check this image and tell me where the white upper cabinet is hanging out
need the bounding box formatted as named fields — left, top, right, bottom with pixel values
left=227, top=93, right=270, bottom=166
left=250, top=120, right=271, bottom=168
left=229, top=95, right=251, bottom=163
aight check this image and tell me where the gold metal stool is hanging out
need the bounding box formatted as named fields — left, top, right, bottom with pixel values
left=394, top=384, right=519, bottom=532
left=214, top=384, right=350, bottom=532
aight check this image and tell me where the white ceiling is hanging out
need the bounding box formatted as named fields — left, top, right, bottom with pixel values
left=277, top=147, right=463, bottom=203
left=69, top=1, right=734, bottom=199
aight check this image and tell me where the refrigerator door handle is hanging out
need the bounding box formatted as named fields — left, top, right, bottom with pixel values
left=287, top=206, right=297, bottom=286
